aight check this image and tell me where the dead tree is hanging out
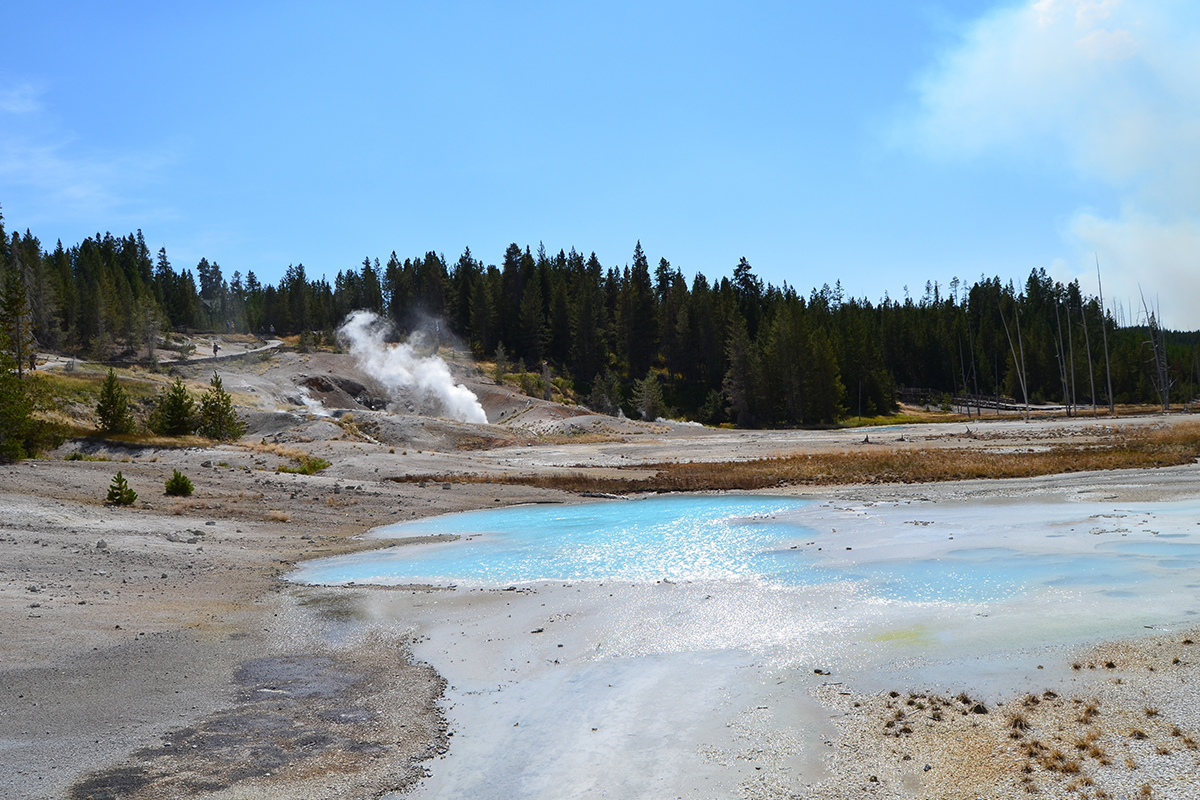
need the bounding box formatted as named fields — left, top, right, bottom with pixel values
left=1096, top=256, right=1115, bottom=414
left=1080, top=296, right=1097, bottom=416
left=1140, top=290, right=1172, bottom=411
left=999, top=299, right=1030, bottom=420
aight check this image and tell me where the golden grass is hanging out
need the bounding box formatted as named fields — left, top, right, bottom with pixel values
left=535, top=432, right=627, bottom=445
left=96, top=432, right=212, bottom=448
left=455, top=433, right=528, bottom=450
left=391, top=422, right=1200, bottom=493
left=242, top=441, right=331, bottom=474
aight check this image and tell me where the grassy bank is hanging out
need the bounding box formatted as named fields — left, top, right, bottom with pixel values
left=392, top=422, right=1200, bottom=493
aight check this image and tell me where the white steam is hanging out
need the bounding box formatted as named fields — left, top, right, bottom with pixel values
left=298, top=387, right=331, bottom=418
left=337, top=310, right=487, bottom=424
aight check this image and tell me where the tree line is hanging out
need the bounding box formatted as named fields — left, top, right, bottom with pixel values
left=2, top=204, right=1198, bottom=430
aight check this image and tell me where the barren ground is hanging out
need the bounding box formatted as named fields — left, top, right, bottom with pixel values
left=3, top=343, right=1199, bottom=799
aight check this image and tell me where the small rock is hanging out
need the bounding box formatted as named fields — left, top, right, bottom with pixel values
left=924, top=764, right=932, bottom=772
left=970, top=703, right=988, bottom=714
left=205, top=520, right=216, bottom=526
left=95, top=539, right=107, bottom=550
left=201, top=460, right=212, bottom=468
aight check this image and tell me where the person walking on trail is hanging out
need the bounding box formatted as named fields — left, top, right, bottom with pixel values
left=212, top=341, right=219, bottom=356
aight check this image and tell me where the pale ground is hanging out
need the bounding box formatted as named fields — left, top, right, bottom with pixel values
left=3, top=343, right=1199, bottom=799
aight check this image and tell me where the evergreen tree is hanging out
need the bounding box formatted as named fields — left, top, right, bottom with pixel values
left=633, top=370, right=666, bottom=420
left=105, top=471, right=137, bottom=505
left=518, top=273, right=546, bottom=362
left=0, top=334, right=31, bottom=461
left=198, top=372, right=245, bottom=440
left=149, top=378, right=197, bottom=436
left=96, top=368, right=135, bottom=434
left=1, top=238, right=36, bottom=377
left=164, top=469, right=194, bottom=497
left=722, top=315, right=756, bottom=427
left=589, top=370, right=624, bottom=416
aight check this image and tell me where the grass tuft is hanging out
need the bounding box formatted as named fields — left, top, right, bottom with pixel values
left=391, top=422, right=1200, bottom=493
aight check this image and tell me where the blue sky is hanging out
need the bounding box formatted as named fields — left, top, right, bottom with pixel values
left=2, top=1, right=1198, bottom=327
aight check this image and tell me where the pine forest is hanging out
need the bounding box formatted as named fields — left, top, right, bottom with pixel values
left=1, top=210, right=1198, bottom=427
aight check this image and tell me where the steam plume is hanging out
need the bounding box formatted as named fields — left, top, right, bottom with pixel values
left=337, top=310, right=487, bottom=424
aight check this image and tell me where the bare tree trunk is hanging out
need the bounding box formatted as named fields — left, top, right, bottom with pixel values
left=1015, top=305, right=1030, bottom=420
left=1080, top=298, right=1097, bottom=416
left=959, top=338, right=971, bottom=418
left=1066, top=298, right=1077, bottom=414
left=1055, top=303, right=1070, bottom=416
left=1000, top=301, right=1029, bottom=420
left=1096, top=256, right=1115, bottom=414
left=1139, top=290, right=1171, bottom=411
left=967, top=319, right=982, bottom=417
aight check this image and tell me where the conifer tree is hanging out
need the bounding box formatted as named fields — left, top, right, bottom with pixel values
left=0, top=333, right=31, bottom=461
left=105, top=471, right=137, bottom=505
left=198, top=372, right=245, bottom=440
left=1, top=240, right=36, bottom=377
left=149, top=378, right=197, bottom=436
left=633, top=370, right=665, bottom=420
left=96, top=368, right=135, bottom=435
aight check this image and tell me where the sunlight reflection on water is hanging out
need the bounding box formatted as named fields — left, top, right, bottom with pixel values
left=290, top=494, right=1200, bottom=608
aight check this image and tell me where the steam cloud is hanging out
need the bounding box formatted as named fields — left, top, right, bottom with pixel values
left=337, top=310, right=488, bottom=424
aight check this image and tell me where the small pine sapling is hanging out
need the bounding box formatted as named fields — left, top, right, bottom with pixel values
left=105, top=471, right=138, bottom=505
left=164, top=469, right=194, bottom=497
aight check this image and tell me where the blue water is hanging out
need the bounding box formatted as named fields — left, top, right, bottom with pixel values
left=294, top=495, right=822, bottom=587
left=290, top=495, right=1200, bottom=604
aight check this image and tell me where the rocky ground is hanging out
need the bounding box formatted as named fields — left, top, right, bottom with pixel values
left=3, top=341, right=1199, bottom=799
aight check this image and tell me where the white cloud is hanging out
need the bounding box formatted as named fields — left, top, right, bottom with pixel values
left=0, top=82, right=42, bottom=115
left=0, top=135, right=177, bottom=224
left=1066, top=209, right=1200, bottom=327
left=0, top=79, right=179, bottom=228
left=907, top=0, right=1200, bottom=327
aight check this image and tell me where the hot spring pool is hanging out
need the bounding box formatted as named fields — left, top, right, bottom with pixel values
left=289, top=494, right=1200, bottom=609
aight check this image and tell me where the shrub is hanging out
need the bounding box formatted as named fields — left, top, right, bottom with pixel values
left=164, top=469, right=194, bottom=497
left=198, top=372, right=245, bottom=440
left=105, top=471, right=138, bottom=505
left=96, top=368, right=135, bottom=434
left=148, top=378, right=197, bottom=436
left=277, top=454, right=331, bottom=475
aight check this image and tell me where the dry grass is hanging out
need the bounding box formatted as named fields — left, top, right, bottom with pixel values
left=392, top=422, right=1200, bottom=493
left=266, top=510, right=291, bottom=522
left=243, top=442, right=330, bottom=474
left=455, top=433, right=528, bottom=451
left=96, top=432, right=212, bottom=448
left=535, top=432, right=627, bottom=445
